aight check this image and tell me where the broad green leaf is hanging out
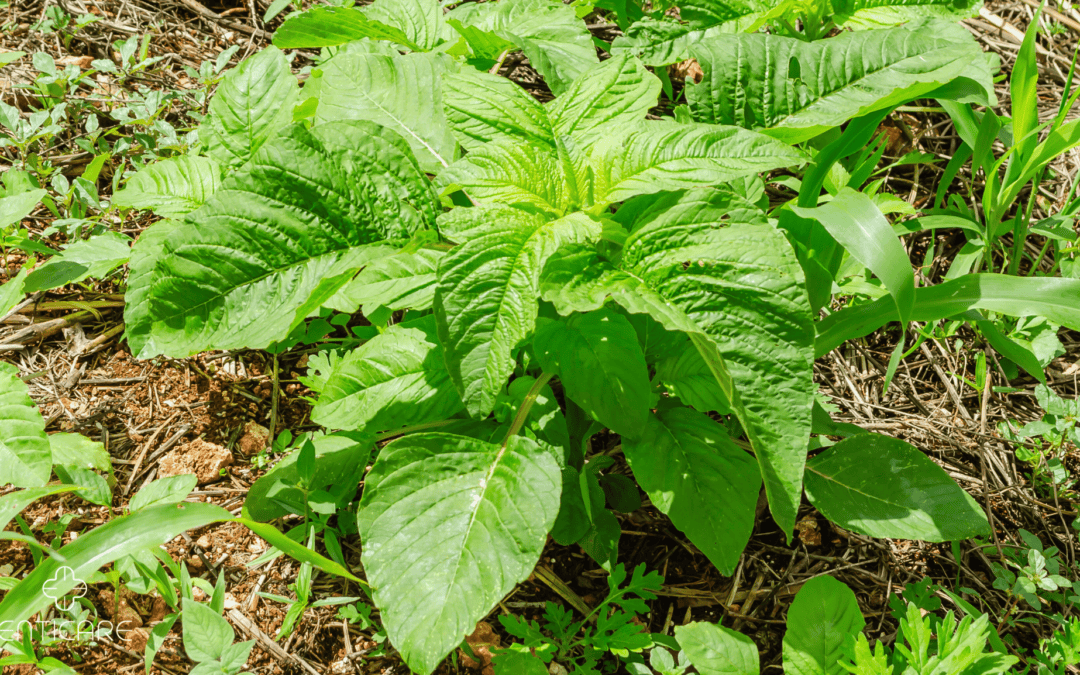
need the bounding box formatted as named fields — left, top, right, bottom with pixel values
left=182, top=598, right=234, bottom=662
left=792, top=188, right=914, bottom=325
left=435, top=211, right=599, bottom=417
left=273, top=6, right=416, bottom=49
left=624, top=407, right=759, bottom=575
left=358, top=432, right=561, bottom=675
left=783, top=576, right=865, bottom=675
left=125, top=121, right=437, bottom=357
left=0, top=486, right=77, bottom=532
left=610, top=20, right=736, bottom=67
left=622, top=310, right=688, bottom=365
left=0, top=189, right=46, bottom=229
left=678, top=0, right=776, bottom=26
left=244, top=432, right=371, bottom=522
left=655, top=344, right=730, bottom=414
left=238, top=518, right=362, bottom=581
left=23, top=232, right=131, bottom=293
left=113, top=156, right=223, bottom=218
left=448, top=17, right=516, bottom=61
left=204, top=47, right=298, bottom=170
left=804, top=433, right=990, bottom=541
left=816, top=274, right=1080, bottom=356
left=533, top=309, right=651, bottom=438
left=443, top=68, right=553, bottom=150
left=449, top=0, right=598, bottom=95
left=577, top=469, right=621, bottom=570
left=364, top=0, right=447, bottom=51
left=123, top=219, right=181, bottom=359
left=540, top=189, right=814, bottom=537
left=325, top=247, right=443, bottom=314
left=0, top=362, right=51, bottom=487
left=129, top=474, right=198, bottom=512
left=494, top=650, right=548, bottom=675
left=48, top=433, right=110, bottom=472
left=547, top=53, right=661, bottom=147
left=611, top=0, right=778, bottom=66
left=315, top=50, right=458, bottom=172
left=832, top=0, right=983, bottom=30
left=501, top=375, right=571, bottom=456
left=144, top=613, right=178, bottom=675
left=590, top=123, right=807, bottom=204
left=0, top=263, right=31, bottom=317
left=53, top=465, right=111, bottom=506
left=0, top=502, right=230, bottom=629
left=313, top=317, right=463, bottom=432
left=438, top=140, right=570, bottom=215
left=675, top=621, right=760, bottom=675
left=687, top=25, right=988, bottom=143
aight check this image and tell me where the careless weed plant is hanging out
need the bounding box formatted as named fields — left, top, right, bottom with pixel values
left=2, top=0, right=1080, bottom=672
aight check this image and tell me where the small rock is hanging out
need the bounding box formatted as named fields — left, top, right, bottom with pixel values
left=224, top=593, right=239, bottom=610
left=236, top=420, right=270, bottom=457
left=196, top=534, right=212, bottom=549
left=121, top=626, right=149, bottom=653
left=56, top=55, right=93, bottom=69
left=330, top=659, right=352, bottom=675
left=671, top=58, right=703, bottom=84
left=549, top=664, right=569, bottom=675
left=158, top=439, right=233, bottom=484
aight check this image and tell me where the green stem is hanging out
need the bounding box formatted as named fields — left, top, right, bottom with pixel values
left=502, top=373, right=554, bottom=445
left=374, top=419, right=458, bottom=442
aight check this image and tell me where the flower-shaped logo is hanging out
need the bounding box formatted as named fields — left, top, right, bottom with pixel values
left=43, top=567, right=86, bottom=613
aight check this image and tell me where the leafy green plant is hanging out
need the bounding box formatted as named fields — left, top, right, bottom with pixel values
left=999, top=385, right=1079, bottom=497
left=494, top=563, right=662, bottom=673
left=101, top=2, right=1055, bottom=670
left=181, top=598, right=253, bottom=675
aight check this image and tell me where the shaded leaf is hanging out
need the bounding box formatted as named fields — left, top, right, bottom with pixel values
left=804, top=433, right=990, bottom=541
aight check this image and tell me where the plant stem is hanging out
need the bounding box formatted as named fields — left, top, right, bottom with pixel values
left=502, top=373, right=554, bottom=445
left=269, top=352, right=279, bottom=452
left=374, top=419, right=458, bottom=442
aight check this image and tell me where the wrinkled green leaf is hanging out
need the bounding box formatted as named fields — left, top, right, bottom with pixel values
left=533, top=309, right=651, bottom=437
left=358, top=432, right=560, bottom=675
left=832, top=0, right=983, bottom=29
left=315, top=51, right=458, bottom=172
left=541, top=189, right=814, bottom=538
left=625, top=407, right=759, bottom=575
left=591, top=123, right=807, bottom=204
left=687, top=24, right=990, bottom=143
left=273, top=6, right=416, bottom=49
left=436, top=210, right=599, bottom=417
left=204, top=47, right=299, bottom=170
left=125, top=121, right=437, bottom=357
left=313, top=317, right=463, bottom=432
left=113, top=156, right=223, bottom=218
